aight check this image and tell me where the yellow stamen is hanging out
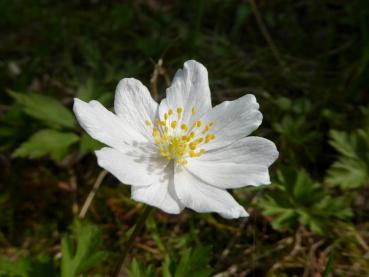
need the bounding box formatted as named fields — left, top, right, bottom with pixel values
left=146, top=107, right=216, bottom=166
left=192, top=107, right=196, bottom=115
left=189, top=142, right=197, bottom=150
left=152, top=127, right=159, bottom=136
left=202, top=126, right=209, bottom=134
left=177, top=160, right=188, bottom=165
left=205, top=134, right=216, bottom=143
left=181, top=123, right=188, bottom=131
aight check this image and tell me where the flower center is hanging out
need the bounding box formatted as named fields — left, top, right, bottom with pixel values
left=145, top=106, right=216, bottom=165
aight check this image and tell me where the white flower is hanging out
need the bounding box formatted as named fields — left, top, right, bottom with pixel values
left=73, top=60, right=278, bottom=219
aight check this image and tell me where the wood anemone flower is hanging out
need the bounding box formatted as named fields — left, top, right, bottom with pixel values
left=73, top=60, right=278, bottom=219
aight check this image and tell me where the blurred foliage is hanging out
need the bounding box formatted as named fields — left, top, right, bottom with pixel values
left=259, top=168, right=352, bottom=234
left=162, top=246, right=212, bottom=277
left=126, top=246, right=212, bottom=277
left=326, top=129, right=369, bottom=188
left=61, top=220, right=107, bottom=277
left=13, top=129, right=79, bottom=161
left=0, top=255, right=55, bottom=277
left=0, top=0, right=369, bottom=276
left=8, top=91, right=76, bottom=129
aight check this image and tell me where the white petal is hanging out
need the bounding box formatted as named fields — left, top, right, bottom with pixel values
left=163, top=60, right=212, bottom=125
left=95, top=147, right=167, bottom=187
left=174, top=166, right=248, bottom=219
left=73, top=98, right=145, bottom=150
left=187, top=137, right=278, bottom=189
left=114, top=78, right=158, bottom=142
left=131, top=163, right=184, bottom=214
left=200, top=94, right=262, bottom=150
left=198, top=136, right=278, bottom=164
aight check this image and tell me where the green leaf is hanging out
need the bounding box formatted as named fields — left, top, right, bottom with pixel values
left=8, top=90, right=76, bottom=129
left=259, top=168, right=352, bottom=234
left=0, top=256, right=31, bottom=277
left=162, top=255, right=173, bottom=277
left=61, top=221, right=108, bottom=277
left=146, top=214, right=165, bottom=252
left=326, top=158, right=368, bottom=188
left=323, top=253, right=334, bottom=277
left=326, top=129, right=369, bottom=188
left=174, top=246, right=212, bottom=277
left=329, top=130, right=357, bottom=158
left=28, top=255, right=56, bottom=277
left=13, top=129, right=79, bottom=161
left=0, top=255, right=55, bottom=277
left=125, top=259, right=155, bottom=277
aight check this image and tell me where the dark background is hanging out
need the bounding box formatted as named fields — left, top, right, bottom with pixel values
left=0, top=0, right=368, bottom=276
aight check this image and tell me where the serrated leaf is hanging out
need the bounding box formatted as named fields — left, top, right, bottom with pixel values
left=13, top=129, right=79, bottom=161
left=259, top=168, right=352, bottom=234
left=329, top=130, right=357, bottom=158
left=326, top=129, right=369, bottom=188
left=125, top=258, right=155, bottom=277
left=61, top=221, right=108, bottom=277
left=8, top=90, right=76, bottom=129
left=326, top=158, right=368, bottom=188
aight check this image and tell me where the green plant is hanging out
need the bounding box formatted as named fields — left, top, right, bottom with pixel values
left=61, top=220, right=108, bottom=277
left=326, top=129, right=369, bottom=188
left=0, top=255, right=55, bottom=277
left=8, top=90, right=102, bottom=162
left=259, top=168, right=352, bottom=234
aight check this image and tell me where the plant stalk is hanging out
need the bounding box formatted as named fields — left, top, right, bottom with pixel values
left=111, top=205, right=154, bottom=276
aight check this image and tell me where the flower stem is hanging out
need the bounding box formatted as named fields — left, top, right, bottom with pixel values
left=78, top=170, right=108, bottom=219
left=111, top=205, right=154, bottom=277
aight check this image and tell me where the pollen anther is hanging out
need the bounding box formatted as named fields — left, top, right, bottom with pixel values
left=192, top=107, right=196, bottom=115
left=147, top=106, right=215, bottom=166
left=181, top=123, right=188, bottom=131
